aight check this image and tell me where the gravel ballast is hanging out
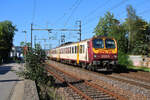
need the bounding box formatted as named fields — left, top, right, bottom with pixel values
left=47, top=60, right=150, bottom=100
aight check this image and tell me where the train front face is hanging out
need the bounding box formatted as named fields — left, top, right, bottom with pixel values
left=89, top=37, right=118, bottom=67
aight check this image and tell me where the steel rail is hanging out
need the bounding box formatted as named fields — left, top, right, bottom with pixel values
left=46, top=67, right=93, bottom=100
left=46, top=62, right=127, bottom=100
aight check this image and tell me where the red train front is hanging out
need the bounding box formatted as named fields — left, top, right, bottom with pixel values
left=87, top=36, right=118, bottom=70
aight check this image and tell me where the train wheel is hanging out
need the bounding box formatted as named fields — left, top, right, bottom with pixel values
left=87, top=65, right=94, bottom=71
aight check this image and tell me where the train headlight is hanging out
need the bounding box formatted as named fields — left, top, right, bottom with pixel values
left=94, top=55, right=97, bottom=58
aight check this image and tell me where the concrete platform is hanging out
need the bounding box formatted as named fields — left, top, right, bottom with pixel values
left=0, top=63, right=39, bottom=100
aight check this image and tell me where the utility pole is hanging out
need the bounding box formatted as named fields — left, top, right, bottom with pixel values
left=79, top=20, right=81, bottom=42
left=31, top=23, right=33, bottom=48
left=22, top=30, right=27, bottom=45
left=44, top=39, right=46, bottom=50
left=61, top=34, right=65, bottom=44
left=34, top=35, right=36, bottom=48
left=31, top=20, right=82, bottom=47
left=76, top=20, right=81, bottom=41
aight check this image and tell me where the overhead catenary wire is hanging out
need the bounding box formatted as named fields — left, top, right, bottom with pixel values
left=138, top=8, right=150, bottom=15
left=64, top=0, right=83, bottom=27
left=116, top=0, right=149, bottom=19
left=82, top=0, right=110, bottom=20
left=108, top=0, right=128, bottom=11
left=82, top=0, right=129, bottom=27
left=53, top=0, right=80, bottom=26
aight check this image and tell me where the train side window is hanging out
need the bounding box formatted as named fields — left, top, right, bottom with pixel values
left=65, top=48, right=67, bottom=54
left=80, top=45, right=82, bottom=53
left=65, top=48, right=66, bottom=54
left=66, top=48, right=67, bottom=54
left=67, top=47, right=69, bottom=54
left=70, top=47, right=72, bottom=54
left=74, top=46, right=76, bottom=54
left=72, top=47, right=74, bottom=54
left=82, top=45, right=84, bottom=53
left=70, top=47, right=71, bottom=54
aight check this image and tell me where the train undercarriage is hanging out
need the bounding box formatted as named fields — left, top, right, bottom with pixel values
left=49, top=57, right=117, bottom=71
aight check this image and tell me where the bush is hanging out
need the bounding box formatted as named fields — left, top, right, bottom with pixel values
left=118, top=50, right=132, bottom=66
left=19, top=46, right=55, bottom=100
left=22, top=47, right=53, bottom=84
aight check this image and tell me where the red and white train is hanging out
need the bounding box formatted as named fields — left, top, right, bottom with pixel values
left=48, top=36, right=118, bottom=71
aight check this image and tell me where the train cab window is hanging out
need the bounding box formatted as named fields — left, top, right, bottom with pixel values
left=105, top=39, right=116, bottom=49
left=93, top=39, right=104, bottom=48
left=70, top=47, right=71, bottom=54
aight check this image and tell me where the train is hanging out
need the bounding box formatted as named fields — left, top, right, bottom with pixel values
left=48, top=36, right=118, bottom=71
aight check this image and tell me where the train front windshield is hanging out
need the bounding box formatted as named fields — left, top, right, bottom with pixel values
left=93, top=39, right=104, bottom=48
left=105, top=39, right=116, bottom=49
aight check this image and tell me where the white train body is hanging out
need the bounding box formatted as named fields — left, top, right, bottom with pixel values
left=49, top=40, right=89, bottom=63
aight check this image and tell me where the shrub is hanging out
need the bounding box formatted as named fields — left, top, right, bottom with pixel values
left=19, top=46, right=55, bottom=100
left=118, top=50, right=132, bottom=66
left=22, top=47, right=54, bottom=84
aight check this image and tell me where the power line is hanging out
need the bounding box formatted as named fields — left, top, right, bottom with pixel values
left=138, top=8, right=150, bottom=15
left=116, top=0, right=148, bottom=19
left=108, top=0, right=128, bottom=11
left=53, top=0, right=80, bottom=26
left=82, top=0, right=110, bottom=20
left=82, top=0, right=128, bottom=27
left=64, top=0, right=83, bottom=26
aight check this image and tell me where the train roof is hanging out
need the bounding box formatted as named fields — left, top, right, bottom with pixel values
left=53, top=39, right=90, bottom=49
left=51, top=36, right=116, bottom=50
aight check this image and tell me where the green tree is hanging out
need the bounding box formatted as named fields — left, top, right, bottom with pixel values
left=94, top=12, right=130, bottom=66
left=94, top=12, right=120, bottom=36
left=94, top=12, right=128, bottom=53
left=0, top=20, right=17, bottom=63
left=125, top=5, right=150, bottom=55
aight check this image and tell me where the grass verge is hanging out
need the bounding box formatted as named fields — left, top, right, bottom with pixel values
left=127, top=66, right=150, bottom=72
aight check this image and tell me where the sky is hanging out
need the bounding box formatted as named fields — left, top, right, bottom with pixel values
left=0, top=0, right=150, bottom=49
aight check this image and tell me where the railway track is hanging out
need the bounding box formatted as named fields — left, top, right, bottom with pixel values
left=108, top=74, right=150, bottom=89
left=45, top=63, right=127, bottom=100
left=46, top=60, right=150, bottom=99
left=113, top=72, right=150, bottom=84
